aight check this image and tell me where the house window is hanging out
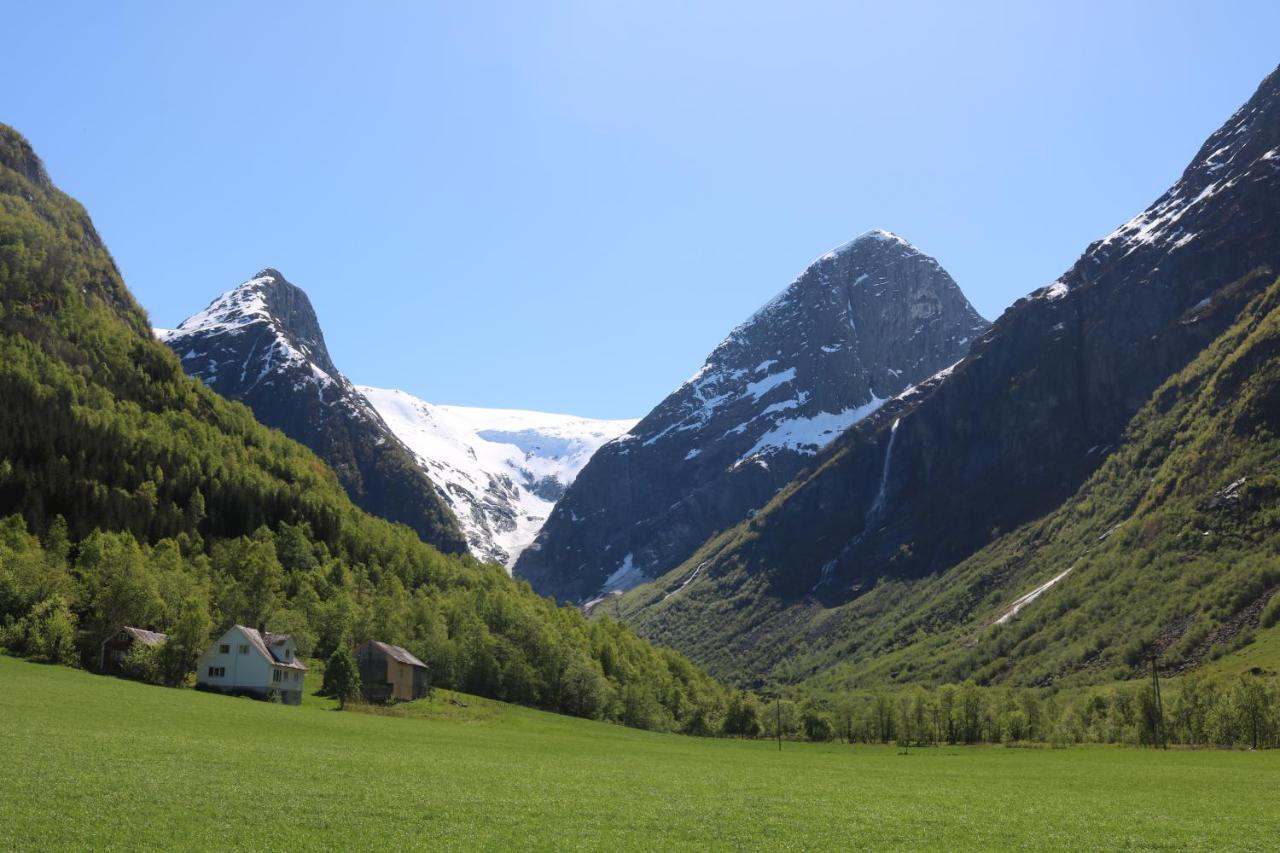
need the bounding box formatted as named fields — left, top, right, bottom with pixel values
left=238, top=644, right=249, bottom=655
left=273, top=670, right=282, bottom=683
left=219, top=644, right=230, bottom=655
left=207, top=666, right=225, bottom=678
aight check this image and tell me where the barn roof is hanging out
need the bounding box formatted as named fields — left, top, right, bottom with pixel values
left=366, top=641, right=428, bottom=670
left=120, top=626, right=168, bottom=646
left=236, top=625, right=308, bottom=671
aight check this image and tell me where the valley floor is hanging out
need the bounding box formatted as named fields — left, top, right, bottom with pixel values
left=0, top=655, right=1276, bottom=850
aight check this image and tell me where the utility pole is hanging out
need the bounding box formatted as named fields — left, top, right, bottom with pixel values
left=1149, top=652, right=1167, bottom=749
left=776, top=696, right=782, bottom=752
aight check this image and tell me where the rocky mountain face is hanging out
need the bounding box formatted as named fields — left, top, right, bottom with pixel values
left=159, top=272, right=468, bottom=554
left=358, top=386, right=635, bottom=568
left=516, top=231, right=989, bottom=602
left=609, top=64, right=1280, bottom=683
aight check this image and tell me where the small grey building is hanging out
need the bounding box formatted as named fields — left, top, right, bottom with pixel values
left=100, top=626, right=168, bottom=674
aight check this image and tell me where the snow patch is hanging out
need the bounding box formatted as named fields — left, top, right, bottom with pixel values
left=740, top=394, right=886, bottom=461
left=663, top=561, right=708, bottom=601
left=1042, top=281, right=1069, bottom=301
left=745, top=367, right=797, bottom=400
left=994, top=566, right=1075, bottom=625
left=602, top=553, right=647, bottom=593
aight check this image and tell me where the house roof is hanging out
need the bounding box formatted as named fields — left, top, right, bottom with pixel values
left=118, top=626, right=168, bottom=646
left=365, top=640, right=428, bottom=670
left=235, top=625, right=308, bottom=671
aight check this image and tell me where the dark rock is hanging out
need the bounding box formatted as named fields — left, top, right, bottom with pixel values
left=516, top=230, right=988, bottom=602
left=649, top=63, right=1280, bottom=627
left=160, top=271, right=468, bottom=554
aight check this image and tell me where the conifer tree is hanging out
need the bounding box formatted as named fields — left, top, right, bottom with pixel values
left=325, top=644, right=362, bottom=710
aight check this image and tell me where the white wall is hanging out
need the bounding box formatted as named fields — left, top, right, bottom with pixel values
left=196, top=626, right=271, bottom=694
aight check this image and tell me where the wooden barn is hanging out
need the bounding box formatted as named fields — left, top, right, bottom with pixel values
left=356, top=641, right=429, bottom=703
left=100, top=626, right=168, bottom=674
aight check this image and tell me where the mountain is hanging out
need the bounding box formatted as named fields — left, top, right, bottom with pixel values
left=606, top=64, right=1280, bottom=687
left=159, top=273, right=467, bottom=555
left=516, top=230, right=989, bottom=602
left=0, top=122, right=728, bottom=730
left=789, top=273, right=1280, bottom=692
left=357, top=386, right=635, bottom=567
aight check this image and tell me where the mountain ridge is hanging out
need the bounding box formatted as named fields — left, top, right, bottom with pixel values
left=517, top=229, right=988, bottom=602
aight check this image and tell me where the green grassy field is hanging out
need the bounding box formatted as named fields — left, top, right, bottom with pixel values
left=1, top=656, right=1276, bottom=851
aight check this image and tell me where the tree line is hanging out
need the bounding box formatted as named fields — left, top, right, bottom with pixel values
left=718, top=675, right=1280, bottom=749
left=0, top=513, right=728, bottom=732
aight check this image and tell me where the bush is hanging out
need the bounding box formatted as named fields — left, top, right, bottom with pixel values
left=1260, top=592, right=1280, bottom=629
left=2, top=595, right=78, bottom=665
left=121, top=643, right=163, bottom=685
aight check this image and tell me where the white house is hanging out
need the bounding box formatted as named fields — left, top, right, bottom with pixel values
left=196, top=625, right=307, bottom=705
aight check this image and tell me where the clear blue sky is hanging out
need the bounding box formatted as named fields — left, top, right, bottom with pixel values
left=5, top=2, right=1278, bottom=418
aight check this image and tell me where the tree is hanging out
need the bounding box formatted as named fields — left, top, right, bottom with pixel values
left=183, top=487, right=206, bottom=533
left=561, top=651, right=608, bottom=719
left=956, top=681, right=985, bottom=744
left=157, top=594, right=212, bottom=687
left=937, top=684, right=958, bottom=743
left=895, top=692, right=916, bottom=748
left=801, top=699, right=835, bottom=742
left=239, top=527, right=283, bottom=629
left=872, top=692, right=895, bottom=743
left=28, top=594, right=78, bottom=664
left=121, top=642, right=163, bottom=684
left=1233, top=675, right=1272, bottom=750
left=324, top=645, right=362, bottom=710
left=910, top=687, right=934, bottom=745
left=75, top=531, right=163, bottom=664
left=723, top=692, right=763, bottom=738
left=1172, top=674, right=1210, bottom=746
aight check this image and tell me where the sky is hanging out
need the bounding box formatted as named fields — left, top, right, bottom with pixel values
left=4, top=2, right=1279, bottom=418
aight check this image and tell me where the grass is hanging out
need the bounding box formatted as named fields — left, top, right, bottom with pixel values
left=1, top=656, right=1278, bottom=850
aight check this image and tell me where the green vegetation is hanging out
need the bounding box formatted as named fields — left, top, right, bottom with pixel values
left=0, top=123, right=726, bottom=731
left=777, top=668, right=1280, bottom=750
left=323, top=644, right=362, bottom=709
left=3, top=656, right=1278, bottom=850
left=612, top=275, right=1280, bottom=696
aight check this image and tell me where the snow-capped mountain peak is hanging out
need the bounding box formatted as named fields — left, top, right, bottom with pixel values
left=168, top=272, right=277, bottom=334
left=516, top=231, right=989, bottom=603
left=161, top=270, right=338, bottom=381
left=821, top=227, right=913, bottom=260
left=159, top=269, right=470, bottom=555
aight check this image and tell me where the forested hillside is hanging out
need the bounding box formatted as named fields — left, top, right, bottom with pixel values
left=0, top=124, right=726, bottom=731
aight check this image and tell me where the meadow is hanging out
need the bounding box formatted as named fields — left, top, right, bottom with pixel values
left=0, top=655, right=1276, bottom=851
